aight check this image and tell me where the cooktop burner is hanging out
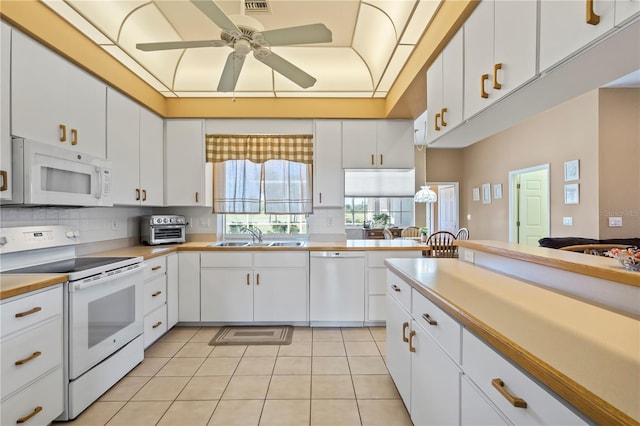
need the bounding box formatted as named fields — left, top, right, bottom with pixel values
left=5, top=257, right=136, bottom=275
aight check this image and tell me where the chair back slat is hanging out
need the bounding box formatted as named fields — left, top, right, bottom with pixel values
left=426, top=231, right=457, bottom=258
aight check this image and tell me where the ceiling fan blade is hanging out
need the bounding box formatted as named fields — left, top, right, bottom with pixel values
left=217, top=52, right=246, bottom=92
left=255, top=51, right=316, bottom=89
left=258, top=23, right=332, bottom=46
left=136, top=40, right=227, bottom=51
left=190, top=0, right=239, bottom=32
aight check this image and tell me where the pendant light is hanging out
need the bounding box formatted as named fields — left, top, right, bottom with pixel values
left=414, top=185, right=437, bottom=203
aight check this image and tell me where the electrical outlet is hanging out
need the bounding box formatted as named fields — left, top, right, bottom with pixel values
left=562, top=217, right=573, bottom=226
left=609, top=217, right=623, bottom=227
left=111, top=220, right=118, bottom=231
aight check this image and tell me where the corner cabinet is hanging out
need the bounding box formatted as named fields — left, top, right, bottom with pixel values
left=178, top=252, right=201, bottom=322
left=0, top=22, right=12, bottom=200
left=11, top=29, right=106, bottom=158
left=106, top=88, right=164, bottom=206
left=342, top=120, right=414, bottom=169
left=313, top=120, right=344, bottom=207
left=165, top=119, right=207, bottom=206
left=463, top=0, right=537, bottom=119
left=426, top=30, right=464, bottom=144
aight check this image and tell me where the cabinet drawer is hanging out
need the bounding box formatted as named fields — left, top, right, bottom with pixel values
left=201, top=252, right=252, bottom=268
left=254, top=252, right=306, bottom=268
left=1, top=286, right=62, bottom=337
left=462, top=329, right=587, bottom=425
left=144, top=305, right=167, bottom=348
left=1, top=317, right=63, bottom=399
left=143, top=274, right=166, bottom=315
left=0, top=367, right=63, bottom=426
left=144, top=257, right=167, bottom=280
left=412, top=291, right=461, bottom=363
left=386, top=270, right=411, bottom=311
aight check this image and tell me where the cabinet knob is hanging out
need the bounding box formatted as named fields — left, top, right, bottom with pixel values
left=0, top=170, right=7, bottom=191
left=492, top=378, right=528, bottom=408
left=391, top=284, right=401, bottom=292
left=493, top=63, right=503, bottom=90
left=586, top=0, right=600, bottom=25
left=481, top=74, right=489, bottom=98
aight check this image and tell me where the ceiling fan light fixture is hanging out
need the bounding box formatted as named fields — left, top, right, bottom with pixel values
left=234, top=39, right=252, bottom=55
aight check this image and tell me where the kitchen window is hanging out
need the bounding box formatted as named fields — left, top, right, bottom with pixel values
left=345, top=197, right=414, bottom=228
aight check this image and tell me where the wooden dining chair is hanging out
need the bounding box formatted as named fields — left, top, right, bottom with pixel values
left=401, top=226, right=421, bottom=238
left=455, top=227, right=469, bottom=240
left=426, top=231, right=457, bottom=258
left=383, top=228, right=395, bottom=239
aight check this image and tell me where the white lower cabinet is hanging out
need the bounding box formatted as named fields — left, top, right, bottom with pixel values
left=201, top=252, right=308, bottom=323
left=385, top=292, right=412, bottom=409
left=142, top=256, right=168, bottom=348
left=178, top=252, right=201, bottom=322
left=461, top=375, right=510, bottom=426
left=0, top=285, right=63, bottom=426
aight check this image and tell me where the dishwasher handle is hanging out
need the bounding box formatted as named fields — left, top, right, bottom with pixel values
left=310, top=251, right=365, bottom=258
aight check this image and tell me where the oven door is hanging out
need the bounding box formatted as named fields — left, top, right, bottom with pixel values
left=68, top=264, right=143, bottom=380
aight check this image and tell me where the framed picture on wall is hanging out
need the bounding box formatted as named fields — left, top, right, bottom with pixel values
left=482, top=183, right=491, bottom=204
left=493, top=184, right=503, bottom=199
left=564, top=183, right=579, bottom=204
left=473, top=187, right=480, bottom=201
left=564, top=160, right=580, bottom=181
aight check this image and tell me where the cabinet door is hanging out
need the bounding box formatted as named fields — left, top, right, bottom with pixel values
left=254, top=268, right=307, bottom=322
left=165, top=119, right=205, bottom=206
left=139, top=108, right=164, bottom=206
left=375, top=121, right=414, bottom=169
left=410, top=322, right=461, bottom=426
left=386, top=294, right=412, bottom=411
left=441, top=30, right=464, bottom=136
left=615, top=0, right=640, bottom=25
left=539, top=0, right=615, bottom=72
left=178, top=252, right=200, bottom=322
left=11, top=30, right=106, bottom=157
left=426, top=54, right=444, bottom=144
left=314, top=120, right=344, bottom=207
left=0, top=22, right=11, bottom=200
left=342, top=120, right=377, bottom=168
left=201, top=269, right=253, bottom=322
left=461, top=376, right=510, bottom=426
left=106, top=88, right=141, bottom=205
left=166, top=253, right=179, bottom=328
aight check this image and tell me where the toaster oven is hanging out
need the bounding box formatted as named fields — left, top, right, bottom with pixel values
left=140, top=215, right=187, bottom=245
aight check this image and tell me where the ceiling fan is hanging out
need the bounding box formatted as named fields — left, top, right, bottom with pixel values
left=136, top=0, right=332, bottom=92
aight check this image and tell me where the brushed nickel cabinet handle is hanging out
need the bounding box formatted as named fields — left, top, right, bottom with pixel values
left=409, top=330, right=416, bottom=352
left=586, top=0, right=600, bottom=25
left=481, top=74, right=489, bottom=98
left=435, top=113, right=441, bottom=131
left=152, top=321, right=163, bottom=329
left=493, top=63, right=503, bottom=90
left=391, top=284, right=401, bottom=292
left=422, top=313, right=438, bottom=326
left=402, top=322, right=409, bottom=343
left=492, top=378, right=528, bottom=408
left=152, top=291, right=162, bottom=297
left=71, top=128, right=78, bottom=145
left=441, top=108, right=448, bottom=126
left=0, top=170, right=7, bottom=191
left=15, top=307, right=42, bottom=318
left=142, top=189, right=147, bottom=201
left=15, top=351, right=42, bottom=366
left=17, top=406, right=42, bottom=424
left=135, top=188, right=141, bottom=201
left=59, top=124, right=67, bottom=142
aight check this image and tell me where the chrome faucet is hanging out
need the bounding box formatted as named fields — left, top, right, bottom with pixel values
left=241, top=226, right=263, bottom=243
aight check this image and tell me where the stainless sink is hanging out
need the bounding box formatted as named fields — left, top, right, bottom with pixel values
left=209, top=241, right=249, bottom=247
left=268, top=241, right=304, bottom=247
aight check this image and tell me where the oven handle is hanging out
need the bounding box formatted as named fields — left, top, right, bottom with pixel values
left=71, top=263, right=144, bottom=292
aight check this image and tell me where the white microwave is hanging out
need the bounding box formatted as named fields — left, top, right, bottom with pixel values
left=4, top=138, right=113, bottom=207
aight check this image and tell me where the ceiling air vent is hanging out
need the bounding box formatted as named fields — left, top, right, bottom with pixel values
left=245, top=1, right=270, bottom=13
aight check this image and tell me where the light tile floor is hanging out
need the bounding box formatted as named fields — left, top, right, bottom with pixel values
left=61, top=326, right=412, bottom=426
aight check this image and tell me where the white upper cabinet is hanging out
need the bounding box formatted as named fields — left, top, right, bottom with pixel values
left=426, top=30, right=464, bottom=144
left=539, top=0, right=616, bottom=72
left=314, top=120, right=344, bottom=207
left=106, top=88, right=163, bottom=206
left=165, top=119, right=206, bottom=206
left=615, top=0, right=640, bottom=25
left=11, top=30, right=106, bottom=158
left=464, top=0, right=538, bottom=119
left=1, top=22, right=12, bottom=200
left=342, top=120, right=414, bottom=169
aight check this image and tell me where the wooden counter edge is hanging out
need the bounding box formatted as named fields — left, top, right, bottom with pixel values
left=458, top=240, right=640, bottom=288
left=385, top=262, right=639, bottom=426
left=0, top=275, right=67, bottom=300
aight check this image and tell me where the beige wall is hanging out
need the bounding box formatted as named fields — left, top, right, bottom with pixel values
left=424, top=148, right=464, bottom=232
left=598, top=88, right=640, bottom=238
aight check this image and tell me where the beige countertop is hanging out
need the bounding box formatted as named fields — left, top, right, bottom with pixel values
left=0, top=274, right=67, bottom=300
left=385, top=257, right=640, bottom=426
left=458, top=240, right=640, bottom=288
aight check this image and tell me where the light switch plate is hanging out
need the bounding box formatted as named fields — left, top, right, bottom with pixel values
left=608, top=217, right=623, bottom=227
left=562, top=217, right=573, bottom=226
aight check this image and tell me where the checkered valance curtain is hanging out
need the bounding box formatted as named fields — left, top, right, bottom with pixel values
left=205, top=134, right=313, bottom=165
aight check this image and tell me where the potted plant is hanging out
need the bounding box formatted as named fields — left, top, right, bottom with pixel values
left=372, top=213, right=391, bottom=228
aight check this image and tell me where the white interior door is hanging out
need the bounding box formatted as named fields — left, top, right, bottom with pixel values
left=510, top=166, right=550, bottom=245
left=437, top=185, right=458, bottom=233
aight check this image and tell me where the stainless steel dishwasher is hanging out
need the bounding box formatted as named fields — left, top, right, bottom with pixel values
left=309, top=251, right=365, bottom=324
